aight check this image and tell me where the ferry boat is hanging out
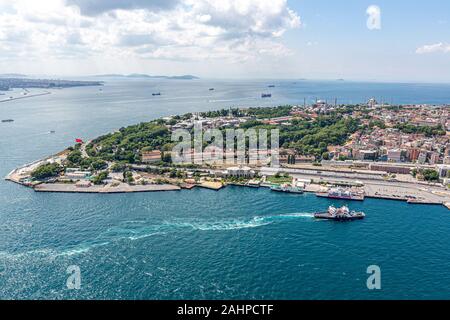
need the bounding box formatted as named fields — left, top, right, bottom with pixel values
left=270, top=183, right=304, bottom=194
left=316, top=187, right=364, bottom=201
left=261, top=93, right=272, bottom=98
left=314, top=206, right=365, bottom=221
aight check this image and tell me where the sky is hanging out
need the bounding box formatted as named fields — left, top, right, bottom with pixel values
left=0, top=0, right=449, bottom=82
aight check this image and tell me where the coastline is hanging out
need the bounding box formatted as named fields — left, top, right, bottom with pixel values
left=0, top=91, right=51, bottom=103
left=4, top=101, right=449, bottom=209
left=5, top=158, right=450, bottom=209
left=33, top=182, right=181, bottom=193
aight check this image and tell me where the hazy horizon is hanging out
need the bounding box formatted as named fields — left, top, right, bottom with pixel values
left=3, top=73, right=450, bottom=85
left=1, top=1, right=450, bottom=82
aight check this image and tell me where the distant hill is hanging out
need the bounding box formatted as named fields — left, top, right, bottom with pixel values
left=93, top=74, right=199, bottom=80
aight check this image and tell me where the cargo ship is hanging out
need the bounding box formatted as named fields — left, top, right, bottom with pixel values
left=2, top=119, right=14, bottom=123
left=270, top=183, right=304, bottom=194
left=316, top=187, right=364, bottom=201
left=314, top=206, right=365, bottom=221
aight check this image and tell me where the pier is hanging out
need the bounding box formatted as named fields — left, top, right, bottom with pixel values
left=34, top=183, right=181, bottom=193
left=0, top=91, right=51, bottom=103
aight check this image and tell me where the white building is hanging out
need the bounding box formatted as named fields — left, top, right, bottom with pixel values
left=224, top=166, right=255, bottom=178
left=387, top=149, right=402, bottom=162
left=65, top=170, right=91, bottom=180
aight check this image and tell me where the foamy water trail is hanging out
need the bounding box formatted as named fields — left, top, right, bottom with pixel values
left=0, top=212, right=314, bottom=258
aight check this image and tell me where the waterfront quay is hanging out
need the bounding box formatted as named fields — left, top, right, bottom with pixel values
left=6, top=156, right=450, bottom=209
left=4, top=101, right=450, bottom=209
left=34, top=182, right=181, bottom=193
left=261, top=166, right=450, bottom=206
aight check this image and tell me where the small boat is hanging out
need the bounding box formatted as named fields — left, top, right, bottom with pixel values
left=1, top=119, right=14, bottom=123
left=314, top=206, right=365, bottom=221
left=49, top=130, right=56, bottom=134
left=209, top=88, right=215, bottom=91
left=268, top=85, right=275, bottom=88
left=152, top=92, right=161, bottom=96
left=271, top=184, right=304, bottom=194
left=261, top=93, right=272, bottom=98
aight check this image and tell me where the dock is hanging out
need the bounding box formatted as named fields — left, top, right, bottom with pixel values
left=198, top=181, right=224, bottom=190
left=34, top=183, right=181, bottom=193
left=0, top=91, right=51, bottom=103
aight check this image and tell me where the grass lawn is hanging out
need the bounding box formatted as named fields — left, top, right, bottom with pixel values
left=266, top=175, right=292, bottom=184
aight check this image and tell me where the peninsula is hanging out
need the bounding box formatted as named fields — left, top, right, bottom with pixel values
left=5, top=102, right=450, bottom=209
left=92, top=74, right=199, bottom=80
left=0, top=77, right=103, bottom=91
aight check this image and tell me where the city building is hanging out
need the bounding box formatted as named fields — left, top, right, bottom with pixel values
left=224, top=166, right=255, bottom=178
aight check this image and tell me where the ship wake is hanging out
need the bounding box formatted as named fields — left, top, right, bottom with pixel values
left=0, top=212, right=314, bottom=258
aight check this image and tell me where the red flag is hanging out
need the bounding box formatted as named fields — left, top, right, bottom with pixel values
left=75, top=138, right=83, bottom=144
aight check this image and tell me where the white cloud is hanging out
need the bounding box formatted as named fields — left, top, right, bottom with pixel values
left=65, top=0, right=181, bottom=16
left=0, top=0, right=301, bottom=69
left=416, top=42, right=450, bottom=54
left=366, top=5, right=381, bottom=30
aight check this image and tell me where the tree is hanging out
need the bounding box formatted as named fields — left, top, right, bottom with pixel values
left=124, top=171, right=134, bottom=184
left=111, top=162, right=127, bottom=172
left=92, top=171, right=108, bottom=185
left=31, top=163, right=62, bottom=180
left=67, top=150, right=83, bottom=164
left=422, top=169, right=439, bottom=182
left=169, top=169, right=177, bottom=178
left=91, top=159, right=108, bottom=171
left=162, top=152, right=172, bottom=163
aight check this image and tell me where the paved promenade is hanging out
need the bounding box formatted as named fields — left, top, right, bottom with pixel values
left=34, top=183, right=181, bottom=193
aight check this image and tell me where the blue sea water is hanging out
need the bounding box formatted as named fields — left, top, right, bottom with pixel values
left=0, top=78, right=450, bottom=300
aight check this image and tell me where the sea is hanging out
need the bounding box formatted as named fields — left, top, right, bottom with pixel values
left=0, top=78, right=450, bottom=300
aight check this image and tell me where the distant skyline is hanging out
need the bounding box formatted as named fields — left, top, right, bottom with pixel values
left=0, top=0, right=449, bottom=82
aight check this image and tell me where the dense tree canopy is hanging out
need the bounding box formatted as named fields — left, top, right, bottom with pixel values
left=87, top=122, right=171, bottom=163
left=31, top=163, right=62, bottom=180
left=394, top=124, right=445, bottom=137
left=83, top=107, right=361, bottom=164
